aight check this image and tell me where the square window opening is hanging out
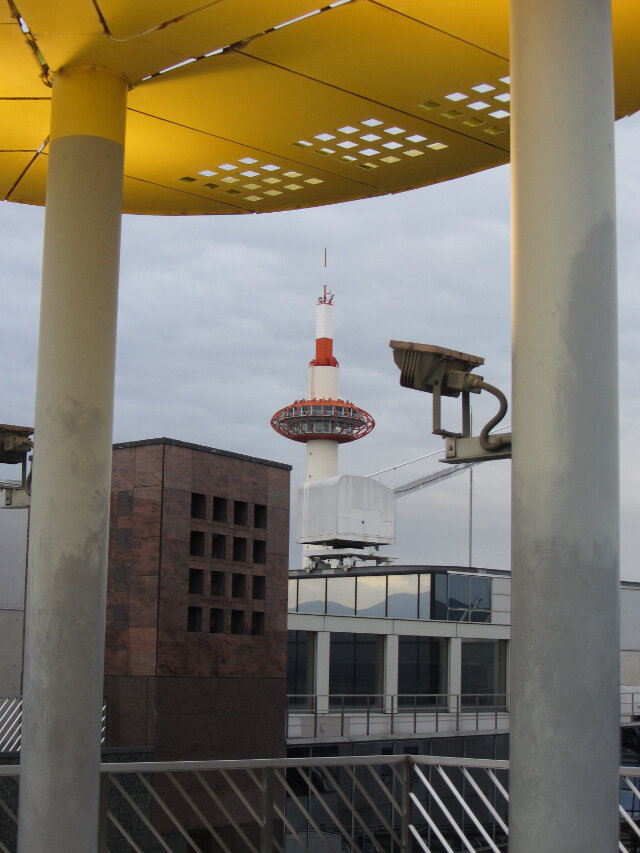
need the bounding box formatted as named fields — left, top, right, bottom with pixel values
left=188, top=569, right=204, bottom=594
left=187, top=606, right=202, bottom=632
left=234, top=500, right=248, bottom=525
left=230, top=610, right=245, bottom=634
left=190, top=530, right=205, bottom=557
left=254, top=504, right=267, bottom=528
left=213, top=497, right=227, bottom=522
left=232, top=573, right=246, bottom=598
left=233, top=537, right=247, bottom=562
left=253, top=539, right=267, bottom=565
left=191, top=493, right=206, bottom=519
left=252, top=575, right=266, bottom=600
left=211, top=571, right=225, bottom=596
left=251, top=612, right=265, bottom=636
left=210, top=608, right=224, bottom=633
left=212, top=533, right=226, bottom=559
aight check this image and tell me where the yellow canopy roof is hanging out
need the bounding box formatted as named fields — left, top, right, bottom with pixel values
left=2, top=0, right=639, bottom=215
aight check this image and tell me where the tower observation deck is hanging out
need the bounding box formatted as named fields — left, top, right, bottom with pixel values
left=270, top=287, right=374, bottom=482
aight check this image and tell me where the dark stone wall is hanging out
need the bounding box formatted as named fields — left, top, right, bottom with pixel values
left=104, top=440, right=290, bottom=761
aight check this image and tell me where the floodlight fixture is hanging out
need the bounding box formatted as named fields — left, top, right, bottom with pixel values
left=389, top=340, right=511, bottom=463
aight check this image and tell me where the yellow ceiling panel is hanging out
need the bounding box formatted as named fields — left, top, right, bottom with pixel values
left=0, top=99, right=50, bottom=150
left=377, top=0, right=509, bottom=58
left=2, top=148, right=47, bottom=205
left=2, top=0, right=639, bottom=214
left=240, top=2, right=511, bottom=146
left=101, top=0, right=325, bottom=60
left=0, top=151, right=38, bottom=199
left=0, top=22, right=49, bottom=96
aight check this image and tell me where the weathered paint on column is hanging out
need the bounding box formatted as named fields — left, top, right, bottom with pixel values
left=18, top=66, right=127, bottom=852
left=509, top=1, right=619, bottom=850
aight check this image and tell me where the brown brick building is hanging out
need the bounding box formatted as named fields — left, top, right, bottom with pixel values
left=103, top=438, right=291, bottom=761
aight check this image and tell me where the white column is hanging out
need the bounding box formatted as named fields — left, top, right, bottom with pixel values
left=448, top=637, right=462, bottom=703
left=384, top=634, right=399, bottom=711
left=18, top=66, right=127, bottom=853
left=509, top=2, right=619, bottom=851
left=305, top=440, right=339, bottom=482
left=315, top=631, right=331, bottom=713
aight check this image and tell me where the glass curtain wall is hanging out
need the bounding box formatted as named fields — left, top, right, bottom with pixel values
left=397, top=636, right=448, bottom=707
left=329, top=632, right=382, bottom=708
left=287, top=630, right=315, bottom=708
left=460, top=640, right=507, bottom=708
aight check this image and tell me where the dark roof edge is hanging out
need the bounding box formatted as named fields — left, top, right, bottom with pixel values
left=112, top=437, right=292, bottom=470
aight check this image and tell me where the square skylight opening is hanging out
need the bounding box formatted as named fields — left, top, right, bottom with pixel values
left=283, top=171, right=302, bottom=178
left=359, top=148, right=379, bottom=156
left=198, top=170, right=216, bottom=177
left=445, top=92, right=467, bottom=101
left=484, top=126, right=507, bottom=135
left=264, top=189, right=282, bottom=196
left=285, top=184, right=303, bottom=190
left=382, top=141, right=402, bottom=150
left=468, top=101, right=490, bottom=110
left=239, top=157, right=258, bottom=164
left=219, top=163, right=237, bottom=171
left=263, top=177, right=281, bottom=184
left=404, top=149, right=424, bottom=157
left=385, top=126, right=405, bottom=135
left=427, top=142, right=448, bottom=150
left=472, top=83, right=495, bottom=93
left=494, top=92, right=511, bottom=102
left=179, top=176, right=196, bottom=182
left=315, top=132, right=335, bottom=141
left=359, top=162, right=378, bottom=170
left=361, top=133, right=381, bottom=142
left=342, top=155, right=357, bottom=162
left=222, top=176, right=238, bottom=183
left=420, top=100, right=440, bottom=110
left=245, top=195, right=263, bottom=201
left=490, top=110, right=510, bottom=120
left=241, top=170, right=259, bottom=178
left=361, top=118, right=383, bottom=127
left=380, top=156, right=400, bottom=164
left=405, top=134, right=427, bottom=143
left=500, top=76, right=511, bottom=85
left=262, top=164, right=280, bottom=171
left=462, top=118, right=484, bottom=127
left=294, top=140, right=313, bottom=147
left=225, top=189, right=241, bottom=195
left=305, top=178, right=324, bottom=184
left=442, top=110, right=463, bottom=119
left=318, top=148, right=335, bottom=155
left=338, top=125, right=359, bottom=134
left=243, top=183, right=261, bottom=189
left=337, top=140, right=358, bottom=149
left=203, top=182, right=218, bottom=189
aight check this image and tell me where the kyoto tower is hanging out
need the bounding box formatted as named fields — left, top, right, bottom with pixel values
left=270, top=284, right=374, bottom=482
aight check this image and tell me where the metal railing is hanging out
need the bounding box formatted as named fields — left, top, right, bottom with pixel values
left=0, top=700, right=106, bottom=753
left=0, top=755, right=639, bottom=851
left=287, top=693, right=510, bottom=741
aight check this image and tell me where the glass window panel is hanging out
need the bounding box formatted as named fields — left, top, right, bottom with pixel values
left=288, top=579, right=297, bottom=612
left=297, top=577, right=326, bottom=614
left=461, top=640, right=507, bottom=708
left=326, top=576, right=355, bottom=615
left=470, top=576, right=491, bottom=611
left=287, top=630, right=314, bottom=707
left=398, top=636, right=447, bottom=707
left=329, top=632, right=380, bottom=707
left=433, top=574, right=447, bottom=620
left=387, top=574, right=418, bottom=619
left=418, top=573, right=432, bottom=619
left=448, top=575, right=469, bottom=611
left=356, top=576, right=386, bottom=617
left=470, top=609, right=490, bottom=623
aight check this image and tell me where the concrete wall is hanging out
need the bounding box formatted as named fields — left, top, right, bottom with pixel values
left=0, top=610, right=23, bottom=695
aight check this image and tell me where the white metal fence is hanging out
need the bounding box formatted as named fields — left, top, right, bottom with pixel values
left=0, top=755, right=639, bottom=852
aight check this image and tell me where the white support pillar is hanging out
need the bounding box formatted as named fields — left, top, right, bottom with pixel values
left=315, top=631, right=331, bottom=713
left=509, top=2, right=619, bottom=851
left=18, top=66, right=127, bottom=853
left=448, top=637, right=462, bottom=703
left=384, top=634, right=399, bottom=712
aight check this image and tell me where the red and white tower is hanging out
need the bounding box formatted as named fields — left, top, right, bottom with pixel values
left=270, top=287, right=374, bottom=482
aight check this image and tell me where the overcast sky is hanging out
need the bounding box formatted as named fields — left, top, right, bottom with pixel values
left=2, top=111, right=639, bottom=580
